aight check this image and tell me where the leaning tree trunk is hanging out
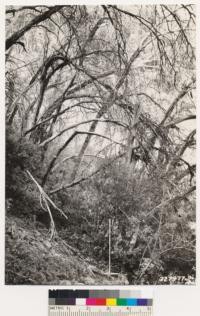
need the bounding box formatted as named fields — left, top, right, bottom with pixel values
left=70, top=105, right=107, bottom=182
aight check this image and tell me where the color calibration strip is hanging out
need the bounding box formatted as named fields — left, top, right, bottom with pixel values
left=49, top=290, right=153, bottom=316
left=49, top=297, right=153, bottom=306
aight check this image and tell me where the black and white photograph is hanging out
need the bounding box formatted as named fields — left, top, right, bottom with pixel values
left=5, top=4, right=196, bottom=285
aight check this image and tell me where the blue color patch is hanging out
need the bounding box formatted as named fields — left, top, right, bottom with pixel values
left=126, top=299, right=137, bottom=306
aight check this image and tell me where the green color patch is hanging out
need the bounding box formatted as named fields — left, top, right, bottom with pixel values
left=117, top=299, right=127, bottom=306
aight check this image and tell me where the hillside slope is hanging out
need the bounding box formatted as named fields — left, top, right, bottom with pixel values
left=5, top=216, right=128, bottom=285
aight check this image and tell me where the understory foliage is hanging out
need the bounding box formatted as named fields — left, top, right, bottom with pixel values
left=5, top=5, right=196, bottom=284
left=6, top=128, right=195, bottom=284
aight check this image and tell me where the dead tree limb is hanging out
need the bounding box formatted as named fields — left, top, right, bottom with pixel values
left=26, top=170, right=68, bottom=240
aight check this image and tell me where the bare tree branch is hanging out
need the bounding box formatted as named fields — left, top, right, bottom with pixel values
left=6, top=6, right=64, bottom=50
left=39, top=118, right=128, bottom=147
left=42, top=131, right=125, bottom=186
left=165, top=115, right=196, bottom=128
left=50, top=152, right=125, bottom=194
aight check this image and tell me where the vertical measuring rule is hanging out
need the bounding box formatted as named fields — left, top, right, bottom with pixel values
left=108, top=218, right=111, bottom=275
left=49, top=290, right=153, bottom=316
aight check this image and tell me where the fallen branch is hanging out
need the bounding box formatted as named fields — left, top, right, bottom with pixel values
left=26, top=170, right=68, bottom=240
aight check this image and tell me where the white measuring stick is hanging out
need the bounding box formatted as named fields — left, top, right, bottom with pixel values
left=108, top=218, right=111, bottom=275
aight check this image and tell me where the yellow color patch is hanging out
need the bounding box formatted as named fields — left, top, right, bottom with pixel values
left=106, top=299, right=117, bottom=306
